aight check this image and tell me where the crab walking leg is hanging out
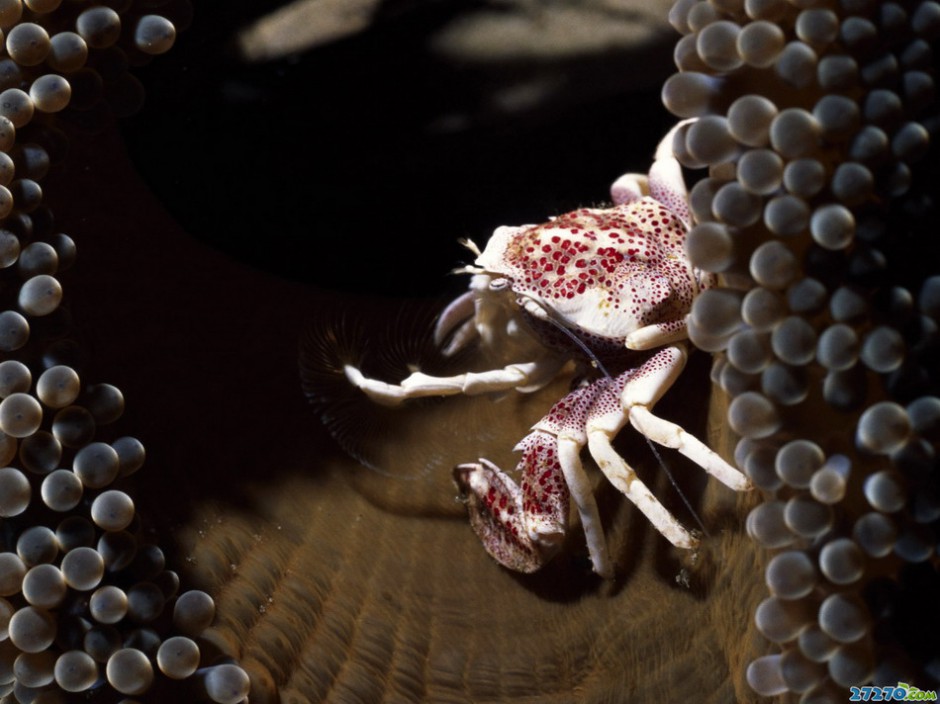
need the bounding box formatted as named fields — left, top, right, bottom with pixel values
left=609, top=120, right=695, bottom=208
left=648, top=118, right=696, bottom=229
left=628, top=407, right=751, bottom=491
left=344, top=356, right=565, bottom=407
left=619, top=344, right=751, bottom=492
left=610, top=172, right=649, bottom=205
left=586, top=429, right=698, bottom=549
left=583, top=365, right=698, bottom=549
left=556, top=435, right=613, bottom=578
left=529, top=380, right=620, bottom=577
left=585, top=346, right=748, bottom=548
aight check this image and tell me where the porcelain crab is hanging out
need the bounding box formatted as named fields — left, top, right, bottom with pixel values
left=344, top=124, right=751, bottom=578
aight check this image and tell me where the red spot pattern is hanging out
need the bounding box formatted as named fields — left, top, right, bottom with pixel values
left=490, top=198, right=695, bottom=341
left=518, top=432, right=568, bottom=529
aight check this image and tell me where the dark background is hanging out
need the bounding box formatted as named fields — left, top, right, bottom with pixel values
left=120, top=0, right=678, bottom=297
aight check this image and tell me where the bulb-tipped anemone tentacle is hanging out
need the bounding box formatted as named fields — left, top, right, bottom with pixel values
left=0, top=4, right=251, bottom=702
left=664, top=0, right=940, bottom=698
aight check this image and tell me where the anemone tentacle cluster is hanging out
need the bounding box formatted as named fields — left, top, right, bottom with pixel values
left=0, top=2, right=250, bottom=702
left=663, top=0, right=939, bottom=699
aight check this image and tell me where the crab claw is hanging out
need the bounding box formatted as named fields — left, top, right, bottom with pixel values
left=454, top=431, right=569, bottom=573
left=434, top=291, right=477, bottom=357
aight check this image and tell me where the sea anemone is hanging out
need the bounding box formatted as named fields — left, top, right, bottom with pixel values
left=0, top=1, right=250, bottom=701
left=663, top=0, right=939, bottom=698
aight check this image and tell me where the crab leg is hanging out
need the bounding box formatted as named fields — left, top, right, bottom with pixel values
left=583, top=365, right=698, bottom=550
left=586, top=430, right=698, bottom=549
left=585, top=345, right=749, bottom=549
left=530, top=380, right=616, bottom=578
left=610, top=172, right=649, bottom=206
left=619, top=345, right=750, bottom=492
left=344, top=356, right=565, bottom=407
left=556, top=435, right=612, bottom=578
left=628, top=407, right=750, bottom=491
left=609, top=119, right=694, bottom=208
left=648, top=118, right=696, bottom=228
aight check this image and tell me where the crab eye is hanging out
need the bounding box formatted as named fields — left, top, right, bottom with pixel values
left=489, top=278, right=511, bottom=292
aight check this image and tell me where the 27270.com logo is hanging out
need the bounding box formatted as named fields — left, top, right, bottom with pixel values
left=849, top=683, right=938, bottom=701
